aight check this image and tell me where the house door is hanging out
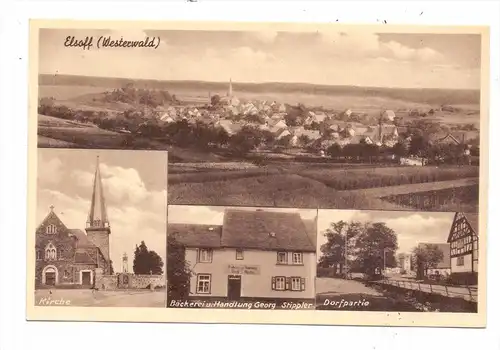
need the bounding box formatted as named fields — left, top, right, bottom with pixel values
left=227, top=275, right=241, bottom=300
left=45, top=272, right=56, bottom=286
left=81, top=271, right=92, bottom=286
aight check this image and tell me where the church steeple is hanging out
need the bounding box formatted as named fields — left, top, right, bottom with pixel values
left=86, top=156, right=110, bottom=232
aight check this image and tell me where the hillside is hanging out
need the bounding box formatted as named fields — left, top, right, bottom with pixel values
left=39, top=74, right=480, bottom=106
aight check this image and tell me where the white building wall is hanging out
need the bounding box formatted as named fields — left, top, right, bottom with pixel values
left=451, top=253, right=473, bottom=273
left=185, top=248, right=316, bottom=299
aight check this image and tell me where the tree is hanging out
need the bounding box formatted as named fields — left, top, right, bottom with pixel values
left=229, top=126, right=269, bottom=155
left=354, top=222, right=398, bottom=278
left=298, top=135, right=311, bottom=148
left=167, top=235, right=193, bottom=301
left=326, top=143, right=342, bottom=159
left=409, top=134, right=430, bottom=158
left=285, top=113, right=301, bottom=127
left=392, top=142, right=408, bottom=159
left=211, top=94, right=221, bottom=106
left=318, top=221, right=362, bottom=276
left=412, top=244, right=444, bottom=280
left=133, top=241, right=164, bottom=275
left=109, top=261, right=114, bottom=275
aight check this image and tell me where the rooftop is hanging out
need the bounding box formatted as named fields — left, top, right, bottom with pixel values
left=169, top=209, right=316, bottom=252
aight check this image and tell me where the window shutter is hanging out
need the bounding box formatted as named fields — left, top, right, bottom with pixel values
left=285, top=277, right=291, bottom=291
left=301, top=278, right=306, bottom=291
left=271, top=277, right=276, bottom=290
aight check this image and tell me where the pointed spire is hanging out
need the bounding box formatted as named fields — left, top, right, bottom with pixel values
left=86, top=156, right=110, bottom=229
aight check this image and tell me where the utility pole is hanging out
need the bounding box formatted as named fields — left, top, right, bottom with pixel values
left=344, top=226, right=348, bottom=278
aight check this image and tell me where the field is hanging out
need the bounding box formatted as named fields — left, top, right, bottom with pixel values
left=167, top=162, right=479, bottom=211
left=381, top=184, right=479, bottom=212
left=39, top=85, right=112, bottom=100
left=36, top=80, right=481, bottom=211
left=37, top=119, right=480, bottom=211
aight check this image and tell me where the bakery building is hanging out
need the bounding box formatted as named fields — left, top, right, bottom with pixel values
left=168, top=209, right=317, bottom=303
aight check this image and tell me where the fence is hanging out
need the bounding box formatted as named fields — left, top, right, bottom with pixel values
left=375, top=279, right=478, bottom=302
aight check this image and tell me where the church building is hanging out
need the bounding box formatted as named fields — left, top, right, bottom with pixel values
left=35, top=156, right=112, bottom=288
left=220, top=78, right=240, bottom=107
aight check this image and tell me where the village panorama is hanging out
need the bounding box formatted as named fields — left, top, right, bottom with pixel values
left=37, top=74, right=480, bottom=211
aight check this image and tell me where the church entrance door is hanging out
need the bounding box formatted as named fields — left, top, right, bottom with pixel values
left=45, top=272, right=56, bottom=286
left=81, top=271, right=92, bottom=286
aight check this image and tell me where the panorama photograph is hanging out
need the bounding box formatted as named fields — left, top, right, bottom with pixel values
left=37, top=28, right=481, bottom=211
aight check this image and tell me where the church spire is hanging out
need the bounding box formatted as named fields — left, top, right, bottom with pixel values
left=86, top=156, right=110, bottom=230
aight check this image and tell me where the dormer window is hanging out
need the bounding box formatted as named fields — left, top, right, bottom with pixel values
left=46, top=224, right=57, bottom=234
left=45, top=243, right=57, bottom=260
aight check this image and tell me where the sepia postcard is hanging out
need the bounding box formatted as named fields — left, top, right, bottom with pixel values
left=28, top=148, right=168, bottom=308
left=34, top=22, right=488, bottom=214
left=27, top=20, right=489, bottom=327
left=316, top=209, right=479, bottom=313
left=167, top=205, right=317, bottom=310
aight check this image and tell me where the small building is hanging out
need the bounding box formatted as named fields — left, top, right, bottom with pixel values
left=398, top=253, right=413, bottom=273
left=169, top=209, right=317, bottom=303
left=447, top=212, right=479, bottom=285
left=417, top=243, right=451, bottom=277
left=215, top=120, right=243, bottom=136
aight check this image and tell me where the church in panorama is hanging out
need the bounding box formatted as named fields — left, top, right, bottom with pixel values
left=35, top=156, right=113, bottom=288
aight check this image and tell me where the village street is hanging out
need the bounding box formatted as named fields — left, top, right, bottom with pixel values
left=314, top=277, right=418, bottom=311
left=34, top=289, right=166, bottom=307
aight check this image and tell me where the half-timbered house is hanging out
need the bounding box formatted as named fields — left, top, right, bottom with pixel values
left=446, top=212, right=479, bottom=285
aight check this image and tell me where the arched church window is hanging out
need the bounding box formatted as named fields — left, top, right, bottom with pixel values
left=36, top=250, right=41, bottom=260
left=45, top=243, right=57, bottom=260
left=46, top=224, right=57, bottom=234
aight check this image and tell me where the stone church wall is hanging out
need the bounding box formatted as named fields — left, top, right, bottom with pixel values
left=95, top=274, right=118, bottom=290
left=94, top=269, right=165, bottom=290
left=130, top=274, right=165, bottom=289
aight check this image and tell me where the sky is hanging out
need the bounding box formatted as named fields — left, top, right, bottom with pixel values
left=39, top=29, right=481, bottom=89
left=36, top=148, right=168, bottom=273
left=316, top=209, right=455, bottom=258
left=168, top=205, right=317, bottom=225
